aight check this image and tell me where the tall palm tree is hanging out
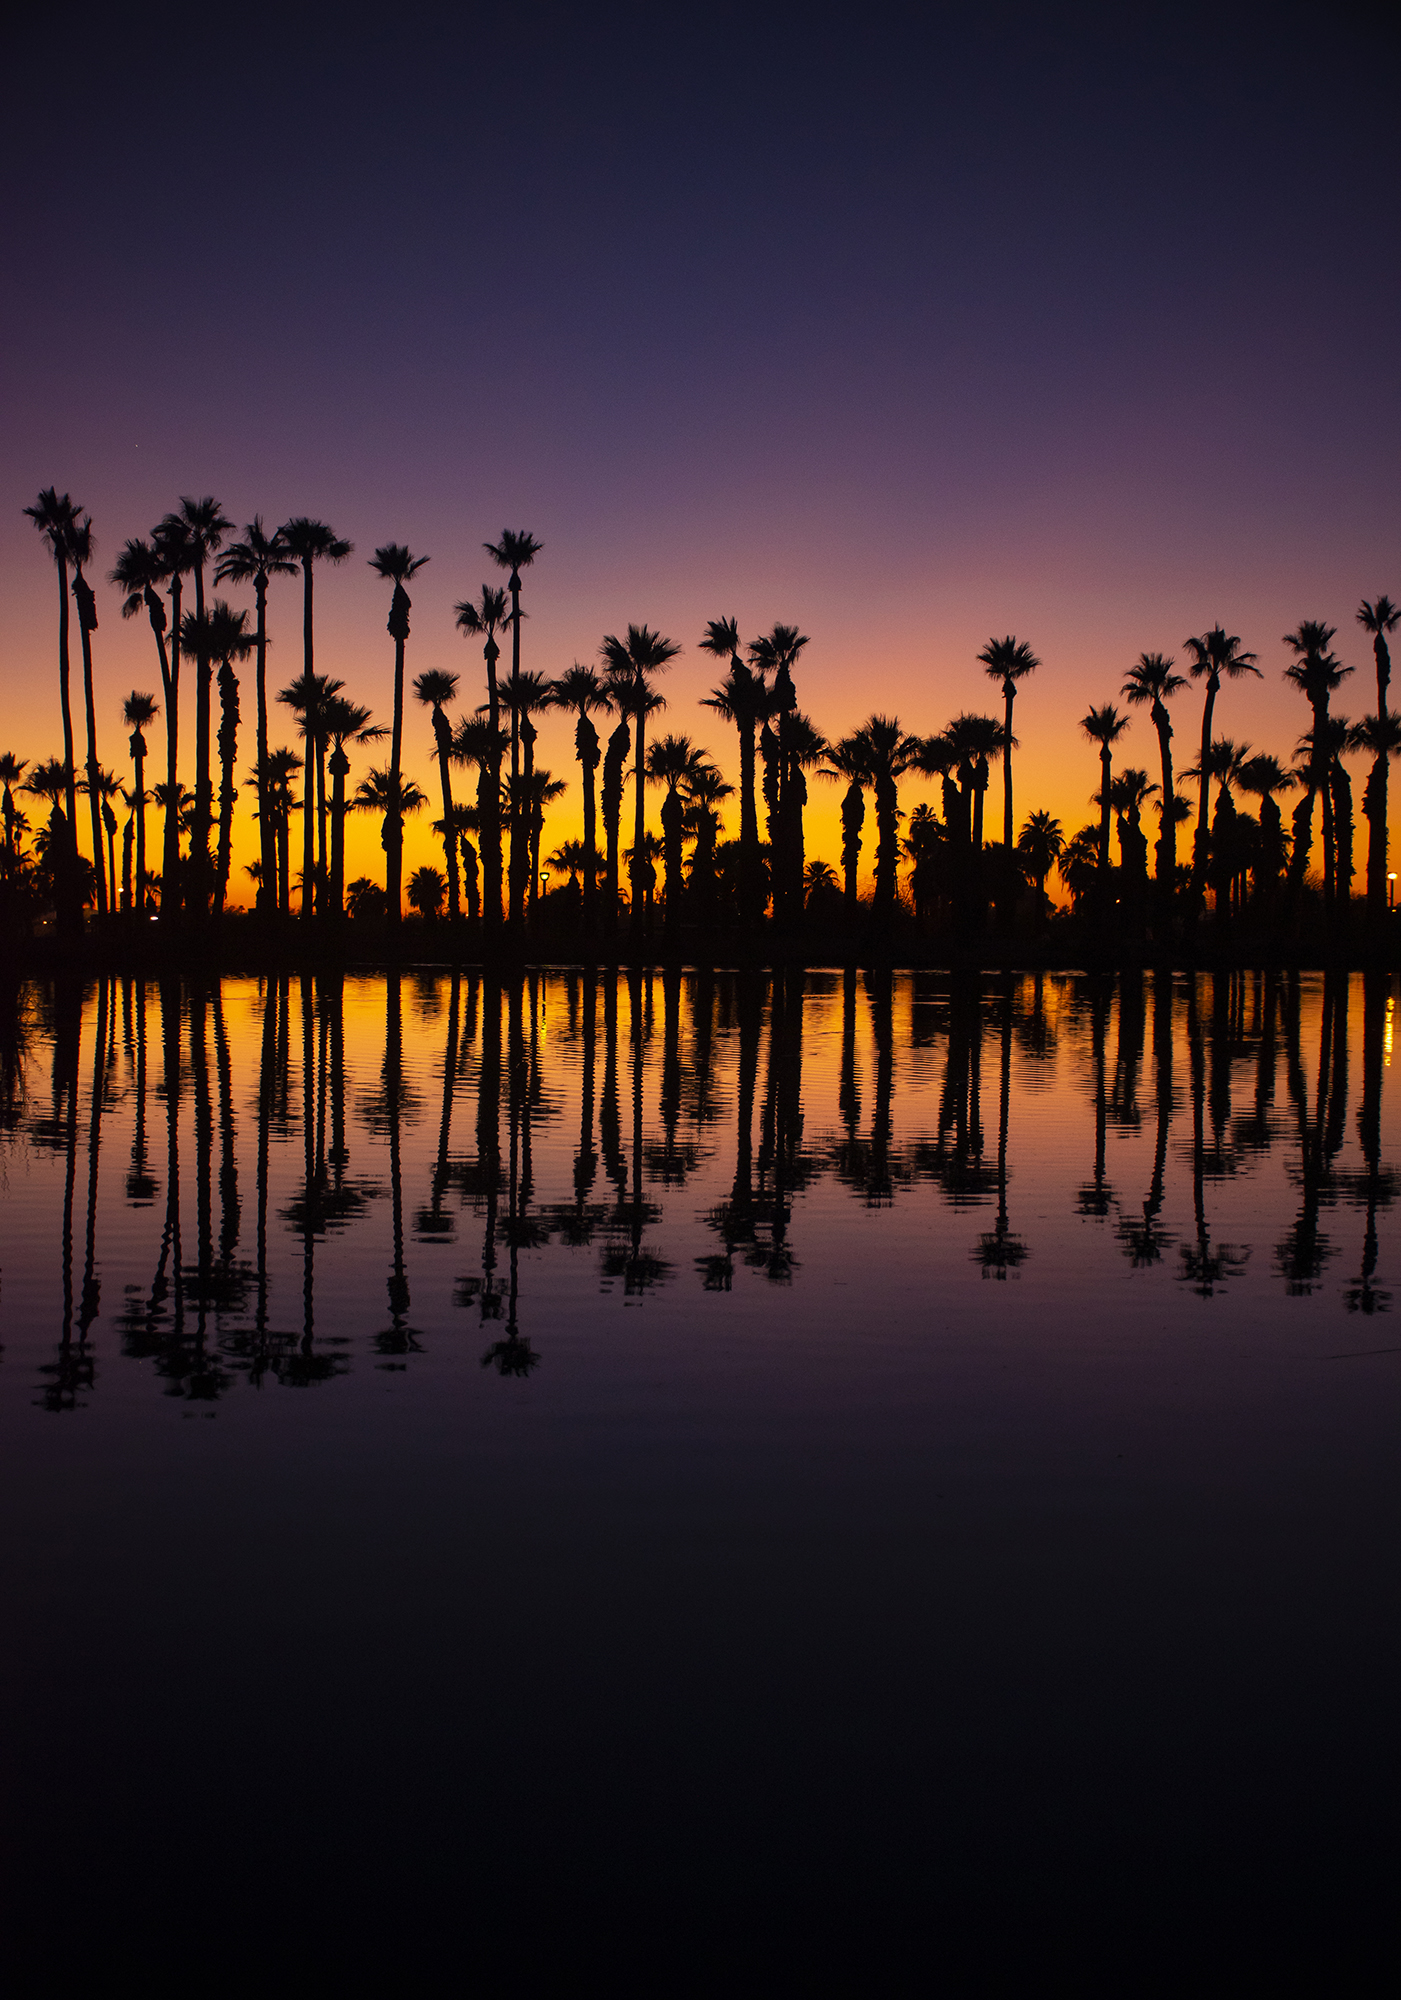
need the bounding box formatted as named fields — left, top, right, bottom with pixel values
left=683, top=765, right=733, bottom=919
left=23, top=489, right=82, bottom=926
left=0, top=754, right=29, bottom=876
left=455, top=585, right=512, bottom=938
left=1238, top=754, right=1297, bottom=905
left=484, top=529, right=544, bottom=927
left=1183, top=626, right=1260, bottom=894
left=646, top=733, right=710, bottom=925
left=259, top=748, right=302, bottom=915
left=503, top=669, right=553, bottom=912
left=211, top=608, right=254, bottom=914
left=1121, top=651, right=1187, bottom=891
left=547, top=665, right=613, bottom=932
left=368, top=543, right=430, bottom=927
left=1081, top=704, right=1130, bottom=870
left=67, top=514, right=108, bottom=916
left=122, top=693, right=158, bottom=914
left=978, top=635, right=1040, bottom=852
left=322, top=696, right=384, bottom=918
left=942, top=713, right=1007, bottom=855
left=700, top=617, right=770, bottom=924
left=84, top=766, right=123, bottom=920
left=600, top=624, right=682, bottom=938
left=280, top=518, right=353, bottom=912
left=600, top=710, right=632, bottom=926
left=354, top=765, right=427, bottom=914
left=276, top=670, right=343, bottom=918
left=819, top=734, right=872, bottom=913
left=1357, top=596, right=1399, bottom=723
left=160, top=498, right=229, bottom=910
left=111, top=535, right=183, bottom=924
left=24, top=758, right=77, bottom=909
left=1017, top=809, right=1064, bottom=913
left=414, top=669, right=462, bottom=920
left=1350, top=712, right=1401, bottom=913
left=1106, top=768, right=1158, bottom=885
left=853, top=716, right=919, bottom=915
left=451, top=717, right=509, bottom=929
left=215, top=519, right=299, bottom=915
left=1283, top=621, right=1352, bottom=904
left=749, top=624, right=811, bottom=920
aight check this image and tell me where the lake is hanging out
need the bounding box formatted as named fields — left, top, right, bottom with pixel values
left=2, top=968, right=1399, bottom=1988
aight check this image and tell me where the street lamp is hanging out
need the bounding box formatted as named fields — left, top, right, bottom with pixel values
left=1389, top=872, right=1396, bottom=909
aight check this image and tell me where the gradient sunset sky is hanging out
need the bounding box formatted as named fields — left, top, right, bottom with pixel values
left=5, top=2, right=1398, bottom=891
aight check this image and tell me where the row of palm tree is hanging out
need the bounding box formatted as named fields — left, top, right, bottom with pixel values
left=14, top=484, right=1399, bottom=941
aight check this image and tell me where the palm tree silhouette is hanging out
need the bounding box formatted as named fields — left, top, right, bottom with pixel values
left=978, top=636, right=1040, bottom=854
left=0, top=753, right=28, bottom=879
left=413, top=669, right=462, bottom=921
left=684, top=764, right=733, bottom=921
left=818, top=734, right=871, bottom=913
left=258, top=748, right=302, bottom=915
left=23, top=489, right=83, bottom=929
left=646, top=733, right=710, bottom=928
left=1183, top=627, right=1260, bottom=897
left=159, top=498, right=229, bottom=914
left=454, top=586, right=511, bottom=937
left=852, top=716, right=918, bottom=917
left=1237, top=753, right=1297, bottom=909
left=215, top=519, right=299, bottom=915
left=700, top=618, right=771, bottom=924
left=1283, top=622, right=1352, bottom=907
left=1354, top=594, right=1399, bottom=911
left=1016, top=809, right=1064, bottom=914
left=502, top=668, right=553, bottom=913
left=111, top=536, right=181, bottom=922
left=201, top=603, right=254, bottom=913
left=484, top=530, right=544, bottom=928
left=547, top=665, right=612, bottom=932
left=279, top=519, right=353, bottom=915
left=66, top=514, right=109, bottom=917
left=1121, top=651, right=1187, bottom=893
left=601, top=624, right=682, bottom=938
left=749, top=624, right=812, bottom=921
left=368, top=543, right=430, bottom=926
left=1081, top=704, right=1130, bottom=872
left=354, top=763, right=427, bottom=914
left=1357, top=595, right=1399, bottom=722
left=323, top=696, right=383, bottom=918
left=1351, top=712, right=1401, bottom=913
left=83, top=767, right=123, bottom=922
left=407, top=866, right=446, bottom=920
left=121, top=693, right=158, bottom=915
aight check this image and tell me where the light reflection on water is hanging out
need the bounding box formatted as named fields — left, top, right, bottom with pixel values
left=1, top=967, right=1397, bottom=1408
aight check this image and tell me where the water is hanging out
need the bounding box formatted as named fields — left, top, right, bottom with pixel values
left=2, top=969, right=1399, bottom=1987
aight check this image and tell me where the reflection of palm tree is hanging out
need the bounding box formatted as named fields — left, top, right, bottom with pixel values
left=975, top=977, right=1028, bottom=1276
left=1119, top=972, right=1176, bottom=1266
left=1180, top=977, right=1249, bottom=1296
left=1346, top=974, right=1395, bottom=1314
left=1077, top=978, right=1114, bottom=1218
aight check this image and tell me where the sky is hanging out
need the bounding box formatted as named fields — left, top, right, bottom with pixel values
left=4, top=0, right=1399, bottom=896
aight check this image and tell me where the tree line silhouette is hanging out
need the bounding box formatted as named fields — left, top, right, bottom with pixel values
left=2, top=967, right=1392, bottom=1412
left=7, top=488, right=1399, bottom=956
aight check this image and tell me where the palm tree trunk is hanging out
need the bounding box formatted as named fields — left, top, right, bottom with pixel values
left=1002, top=684, right=1015, bottom=851
left=300, top=561, right=316, bottom=921
left=316, top=736, right=328, bottom=910
left=122, top=815, right=133, bottom=913
left=581, top=738, right=598, bottom=932
left=434, top=722, right=459, bottom=921
left=630, top=691, right=646, bottom=939
left=508, top=579, right=524, bottom=928
left=254, top=577, right=275, bottom=916
left=1154, top=710, right=1174, bottom=888
left=134, top=744, right=146, bottom=916
left=161, top=576, right=182, bottom=927
left=1192, top=679, right=1217, bottom=891
left=52, top=549, right=81, bottom=931
left=329, top=753, right=348, bottom=918
left=74, top=581, right=107, bottom=917
left=841, top=780, right=864, bottom=910
left=215, top=662, right=238, bottom=914
left=387, top=633, right=406, bottom=925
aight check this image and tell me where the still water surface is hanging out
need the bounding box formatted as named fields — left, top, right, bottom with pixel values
left=2, top=969, right=1399, bottom=1985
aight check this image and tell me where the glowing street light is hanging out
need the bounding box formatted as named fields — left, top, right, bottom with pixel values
left=1390, top=872, right=1397, bottom=909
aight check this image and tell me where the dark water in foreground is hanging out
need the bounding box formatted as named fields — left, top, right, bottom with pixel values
left=2, top=968, right=1399, bottom=1988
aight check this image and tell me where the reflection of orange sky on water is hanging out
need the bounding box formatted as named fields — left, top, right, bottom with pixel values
left=3, top=522, right=1391, bottom=901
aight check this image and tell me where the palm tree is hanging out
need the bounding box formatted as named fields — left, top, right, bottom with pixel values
left=414, top=669, right=462, bottom=920
left=260, top=748, right=302, bottom=915
left=484, top=529, right=544, bottom=927
left=547, top=665, right=613, bottom=931
left=1283, top=621, right=1352, bottom=905
left=83, top=766, right=123, bottom=919
left=354, top=765, right=427, bottom=913
left=1357, top=596, right=1399, bottom=722
left=205, top=603, right=254, bottom=913
left=749, top=624, right=811, bottom=920
left=646, top=733, right=710, bottom=925
left=1350, top=712, right=1401, bottom=912
left=978, top=636, right=1040, bottom=852
left=1121, top=651, right=1187, bottom=891
left=1081, top=704, right=1130, bottom=870
left=1105, top=768, right=1158, bottom=888
left=368, top=543, right=430, bottom=926
left=407, top=866, right=446, bottom=921
left=818, top=734, right=871, bottom=913
left=853, top=716, right=919, bottom=915
left=683, top=765, right=733, bottom=919
left=525, top=770, right=566, bottom=909
left=24, top=758, right=77, bottom=909
left=0, top=754, right=28, bottom=876
left=215, top=519, right=299, bottom=914
left=1183, top=626, right=1260, bottom=894
left=322, top=696, right=384, bottom=918
left=22, top=489, right=82, bottom=926
left=160, top=498, right=229, bottom=911
left=67, top=513, right=108, bottom=917
left=600, top=710, right=632, bottom=926
left=111, top=535, right=182, bottom=923
left=451, top=717, right=510, bottom=930
left=122, top=693, right=158, bottom=913
left=455, top=585, right=512, bottom=938
left=1237, top=753, right=1296, bottom=904
left=276, top=670, right=342, bottom=918
left=1017, top=810, right=1064, bottom=913
left=437, top=805, right=481, bottom=921
left=503, top=669, right=553, bottom=913
left=700, top=618, right=770, bottom=924
left=280, top=518, right=353, bottom=911
left=941, top=713, right=1008, bottom=877
left=600, top=624, right=682, bottom=938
